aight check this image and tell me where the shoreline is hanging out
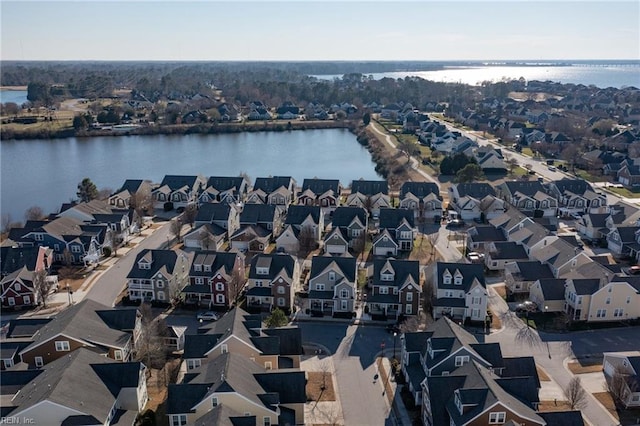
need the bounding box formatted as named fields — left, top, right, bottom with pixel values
left=0, top=86, right=28, bottom=91
left=0, top=119, right=355, bottom=141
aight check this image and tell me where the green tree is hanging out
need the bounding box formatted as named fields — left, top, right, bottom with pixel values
left=27, top=82, right=49, bottom=102
left=76, top=178, right=99, bottom=202
left=456, top=163, right=484, bottom=183
left=265, top=308, right=288, bottom=328
left=73, top=114, right=88, bottom=131
left=362, top=112, right=371, bottom=126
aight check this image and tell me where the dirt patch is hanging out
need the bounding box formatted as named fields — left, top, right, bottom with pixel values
left=537, top=400, right=574, bottom=412
left=145, top=357, right=182, bottom=423
left=593, top=392, right=620, bottom=421
left=493, top=285, right=507, bottom=299
left=536, top=365, right=551, bottom=382
left=567, top=361, right=602, bottom=375
left=306, top=371, right=336, bottom=402
left=490, top=313, right=502, bottom=330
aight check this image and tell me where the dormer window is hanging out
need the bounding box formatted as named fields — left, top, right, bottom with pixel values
left=139, top=261, right=150, bottom=270
left=381, top=272, right=394, bottom=281
left=454, top=274, right=463, bottom=285
left=204, top=265, right=211, bottom=272
left=329, top=272, right=336, bottom=281
left=443, top=273, right=452, bottom=285
left=194, top=264, right=202, bottom=272
left=257, top=267, right=269, bottom=275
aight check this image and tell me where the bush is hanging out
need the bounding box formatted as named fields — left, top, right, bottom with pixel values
left=135, top=409, right=156, bottom=426
left=163, top=202, right=174, bottom=212
left=102, top=246, right=112, bottom=257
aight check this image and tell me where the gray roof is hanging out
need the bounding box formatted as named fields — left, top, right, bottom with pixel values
left=372, top=259, right=420, bottom=288
left=239, top=203, right=277, bottom=225
left=502, top=180, right=546, bottom=197
left=127, top=249, right=181, bottom=280
left=469, top=226, right=507, bottom=243
left=19, top=299, right=132, bottom=357
left=571, top=278, right=602, bottom=295
left=350, top=179, right=388, bottom=196
left=116, top=179, right=145, bottom=194
left=537, top=278, right=567, bottom=300
left=190, top=251, right=239, bottom=278
left=454, top=183, right=495, bottom=198
left=166, top=383, right=211, bottom=414
left=490, top=242, right=528, bottom=260
left=0, top=246, right=40, bottom=276
left=248, top=254, right=295, bottom=280
left=551, top=179, right=593, bottom=196
left=196, top=203, right=233, bottom=223
left=4, top=318, right=51, bottom=338
left=301, top=178, right=340, bottom=195
left=253, top=176, right=294, bottom=193
left=285, top=205, right=321, bottom=226
left=262, top=327, right=303, bottom=355
left=501, top=356, right=541, bottom=388
left=400, top=181, right=440, bottom=199
left=513, top=261, right=555, bottom=281
left=436, top=262, right=486, bottom=291
left=206, top=176, right=247, bottom=192
left=378, top=208, right=415, bottom=229
left=538, top=411, right=585, bottom=426
left=310, top=255, right=356, bottom=283
left=183, top=334, right=224, bottom=358
left=9, top=348, right=142, bottom=423
left=331, top=207, right=367, bottom=228
left=585, top=213, right=608, bottom=228
left=160, top=175, right=202, bottom=191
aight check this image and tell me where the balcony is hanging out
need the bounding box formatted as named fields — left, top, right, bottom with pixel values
left=128, top=281, right=153, bottom=290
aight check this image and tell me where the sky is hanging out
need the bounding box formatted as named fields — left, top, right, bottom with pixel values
left=1, top=1, right=639, bottom=61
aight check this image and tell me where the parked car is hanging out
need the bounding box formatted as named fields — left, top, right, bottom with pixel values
left=446, top=219, right=465, bottom=228
left=626, top=266, right=640, bottom=275
left=548, top=165, right=557, bottom=171
left=196, top=311, right=219, bottom=321
left=515, top=301, right=538, bottom=313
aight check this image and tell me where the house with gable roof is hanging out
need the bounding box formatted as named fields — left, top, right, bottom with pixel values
left=246, top=253, right=299, bottom=313
left=182, top=250, right=245, bottom=309
left=108, top=179, right=153, bottom=209
left=152, top=174, right=206, bottom=210
left=347, top=179, right=391, bottom=219
left=324, top=206, right=368, bottom=255
left=547, top=179, right=607, bottom=216
left=372, top=208, right=416, bottom=255
left=447, top=183, right=504, bottom=221
left=308, top=255, right=357, bottom=317
left=182, top=223, right=227, bottom=251
left=529, top=278, right=567, bottom=312
left=430, top=262, right=487, bottom=322
left=603, top=351, right=640, bottom=408
left=564, top=276, right=640, bottom=323
left=247, top=176, right=296, bottom=206
left=483, top=242, right=529, bottom=271
left=298, top=178, right=342, bottom=213
left=504, top=261, right=555, bottom=295
left=368, top=259, right=421, bottom=319
left=198, top=175, right=249, bottom=205
left=496, top=181, right=557, bottom=217
left=193, top=202, right=240, bottom=238
left=4, top=348, right=147, bottom=426
left=0, top=246, right=55, bottom=310
left=18, top=299, right=137, bottom=368
left=126, top=249, right=191, bottom=303
left=276, top=205, right=324, bottom=254
left=399, top=181, right=443, bottom=220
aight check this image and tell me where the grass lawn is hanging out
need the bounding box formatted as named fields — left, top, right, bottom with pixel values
left=606, top=186, right=640, bottom=198
left=510, top=166, right=529, bottom=177
left=521, top=147, right=534, bottom=157
left=357, top=268, right=368, bottom=289
left=306, top=372, right=336, bottom=402
left=537, top=400, right=573, bottom=412
left=574, top=169, right=606, bottom=183
left=567, top=361, right=602, bottom=374
left=592, top=392, right=619, bottom=421
left=409, top=234, right=434, bottom=263
left=536, top=366, right=552, bottom=382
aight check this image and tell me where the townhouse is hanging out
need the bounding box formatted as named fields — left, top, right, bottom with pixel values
left=182, top=250, right=245, bottom=309
left=247, top=176, right=296, bottom=206
left=298, top=178, right=341, bottom=213
left=373, top=208, right=416, bottom=256
left=126, top=249, right=191, bottom=303
left=323, top=206, right=368, bottom=255
left=399, top=181, right=442, bottom=221
left=347, top=179, right=391, bottom=219
left=308, top=256, right=357, bottom=317
left=368, top=259, right=421, bottom=320
left=429, top=262, right=487, bottom=322
left=246, top=253, right=300, bottom=313
left=198, top=175, right=249, bottom=204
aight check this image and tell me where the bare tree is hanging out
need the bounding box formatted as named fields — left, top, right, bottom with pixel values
left=514, top=322, right=542, bottom=349
left=227, top=260, right=247, bottom=307
left=319, top=359, right=332, bottom=392
left=135, top=303, right=168, bottom=369
left=97, top=187, right=113, bottom=201
left=183, top=204, right=198, bottom=229
left=198, top=228, right=214, bottom=250
left=129, top=185, right=154, bottom=216
left=24, top=206, right=45, bottom=222
left=351, top=231, right=367, bottom=262
left=58, top=248, right=75, bottom=283
left=426, top=232, right=439, bottom=262
left=606, top=365, right=634, bottom=405
left=399, top=316, right=420, bottom=333
left=1, top=214, right=22, bottom=235
left=170, top=218, right=183, bottom=243
left=33, top=268, right=54, bottom=308
left=505, top=155, right=519, bottom=175
left=423, top=276, right=435, bottom=317
left=298, top=226, right=318, bottom=258
left=107, top=228, right=119, bottom=257
left=564, top=376, right=588, bottom=410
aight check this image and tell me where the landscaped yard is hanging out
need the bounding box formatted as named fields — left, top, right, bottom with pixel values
left=306, top=371, right=336, bottom=402
left=536, top=365, right=551, bottom=382
left=537, top=400, right=573, bottom=412
left=606, top=185, right=640, bottom=198
left=567, top=361, right=602, bottom=374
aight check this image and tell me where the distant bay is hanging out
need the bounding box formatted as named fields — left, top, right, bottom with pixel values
left=312, top=63, right=640, bottom=89
left=0, top=129, right=381, bottom=221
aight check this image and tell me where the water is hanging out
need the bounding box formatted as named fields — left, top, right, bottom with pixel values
left=0, top=90, right=29, bottom=105
left=0, top=129, right=380, bottom=221
left=312, top=64, right=640, bottom=89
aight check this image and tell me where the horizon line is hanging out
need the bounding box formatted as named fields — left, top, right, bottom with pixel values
left=1, top=58, right=639, bottom=63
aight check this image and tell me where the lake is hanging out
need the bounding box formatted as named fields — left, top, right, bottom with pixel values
left=0, top=129, right=381, bottom=221
left=0, top=90, right=29, bottom=105
left=312, top=64, right=640, bottom=89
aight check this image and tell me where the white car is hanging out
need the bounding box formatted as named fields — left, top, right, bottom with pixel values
left=197, top=311, right=219, bottom=321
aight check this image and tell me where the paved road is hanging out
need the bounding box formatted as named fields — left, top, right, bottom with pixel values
left=86, top=221, right=173, bottom=306
left=485, top=284, right=621, bottom=426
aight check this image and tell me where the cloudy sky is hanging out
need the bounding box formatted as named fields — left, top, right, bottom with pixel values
left=1, top=1, right=638, bottom=61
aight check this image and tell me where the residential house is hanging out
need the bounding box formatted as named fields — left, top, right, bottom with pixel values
left=547, top=179, right=607, bottom=216
left=607, top=226, right=639, bottom=258
left=126, top=249, right=191, bottom=303
left=308, top=256, right=357, bottom=317
left=182, top=307, right=303, bottom=372
left=276, top=101, right=300, bottom=119
left=0, top=246, right=55, bottom=310
left=373, top=209, right=416, bottom=256
left=347, top=180, right=391, bottom=219
left=217, top=103, right=240, bottom=122
left=430, top=262, right=487, bottom=322
left=168, top=352, right=305, bottom=426
left=324, top=206, right=368, bottom=255
left=229, top=225, right=271, bottom=254
left=194, top=202, right=240, bottom=236
left=529, top=278, right=567, bottom=312
left=565, top=276, right=640, bottom=322
left=529, top=236, right=584, bottom=277
left=109, top=179, right=152, bottom=209
left=577, top=213, right=609, bottom=242
left=467, top=225, right=507, bottom=252
left=239, top=203, right=282, bottom=234
left=298, top=178, right=342, bottom=213
left=152, top=174, right=206, bottom=210
left=484, top=242, right=529, bottom=271
left=247, top=176, right=296, bottom=206
left=368, top=259, right=421, bottom=319
left=1, top=268, right=40, bottom=310
left=447, top=183, right=500, bottom=221
left=18, top=299, right=137, bottom=367
left=503, top=218, right=550, bottom=253
left=617, top=161, right=640, bottom=187
left=603, top=352, right=640, bottom=408
left=182, top=251, right=245, bottom=309
left=466, top=146, right=507, bottom=173
left=246, top=254, right=300, bottom=313
left=276, top=205, right=324, bottom=254
left=199, top=176, right=249, bottom=205
left=57, top=199, right=113, bottom=222
left=504, top=261, right=555, bottom=295
left=3, top=348, right=147, bottom=425
left=496, top=181, right=557, bottom=217
left=399, top=181, right=443, bottom=221
left=183, top=223, right=227, bottom=251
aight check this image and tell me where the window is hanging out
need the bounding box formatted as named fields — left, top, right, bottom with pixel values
left=444, top=290, right=454, bottom=298
left=34, top=357, right=44, bottom=367
left=204, top=264, right=211, bottom=272
left=614, top=308, right=624, bottom=318
left=627, top=296, right=632, bottom=304
left=256, top=280, right=263, bottom=287
left=454, top=276, right=462, bottom=285
left=381, top=273, right=394, bottom=281
left=455, top=355, right=470, bottom=367
left=405, top=304, right=412, bottom=314
left=406, top=292, right=413, bottom=302
left=216, top=294, right=225, bottom=304
left=187, top=359, right=201, bottom=370
left=606, top=297, right=611, bottom=304
left=632, top=395, right=640, bottom=403
left=156, top=280, right=164, bottom=288
left=114, top=350, right=123, bottom=361
left=352, top=229, right=362, bottom=237
left=15, top=283, right=21, bottom=291
left=596, top=309, right=607, bottom=318
left=54, top=244, right=60, bottom=251
left=34, top=234, right=44, bottom=241
left=171, top=414, right=187, bottom=426
left=472, top=308, right=480, bottom=318
left=400, top=231, right=412, bottom=239
left=472, top=297, right=481, bottom=305
left=329, top=272, right=336, bottom=281
left=221, top=344, right=228, bottom=354
left=340, top=289, right=349, bottom=299
left=278, top=297, right=285, bottom=306
left=608, top=286, right=613, bottom=293
left=265, top=361, right=272, bottom=370
left=55, top=341, right=70, bottom=351
left=263, top=417, right=271, bottom=426
left=71, top=245, right=81, bottom=253
left=3, top=359, right=13, bottom=369
left=23, top=295, right=30, bottom=305
left=194, top=264, right=202, bottom=272
left=212, top=397, right=218, bottom=407
left=379, top=287, right=389, bottom=294
left=489, top=412, right=506, bottom=424
left=275, top=285, right=285, bottom=294
left=216, top=282, right=225, bottom=291
left=195, top=277, right=204, bottom=285
left=157, top=291, right=165, bottom=301
left=443, top=274, right=451, bottom=284
left=316, top=283, right=325, bottom=291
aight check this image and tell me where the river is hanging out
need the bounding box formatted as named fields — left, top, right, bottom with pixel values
left=0, top=129, right=380, bottom=222
left=312, top=63, right=640, bottom=89
left=0, top=90, right=29, bottom=105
